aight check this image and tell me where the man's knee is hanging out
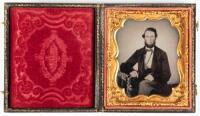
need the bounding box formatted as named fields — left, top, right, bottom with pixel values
left=138, top=80, right=153, bottom=95
left=139, top=80, right=151, bottom=87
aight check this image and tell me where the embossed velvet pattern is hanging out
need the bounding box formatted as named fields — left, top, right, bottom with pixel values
left=10, top=8, right=94, bottom=108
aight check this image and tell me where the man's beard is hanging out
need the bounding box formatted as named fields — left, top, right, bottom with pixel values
left=145, top=42, right=155, bottom=48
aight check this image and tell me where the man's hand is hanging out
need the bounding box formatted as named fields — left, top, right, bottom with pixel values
left=144, top=74, right=154, bottom=81
left=118, top=71, right=129, bottom=81
left=132, top=63, right=138, bottom=71
left=129, top=71, right=138, bottom=78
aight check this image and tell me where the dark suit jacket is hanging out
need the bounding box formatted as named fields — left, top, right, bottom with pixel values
left=118, top=46, right=171, bottom=96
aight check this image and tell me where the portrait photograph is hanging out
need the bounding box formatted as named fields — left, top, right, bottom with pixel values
left=116, top=19, right=179, bottom=97
left=103, top=5, right=195, bottom=112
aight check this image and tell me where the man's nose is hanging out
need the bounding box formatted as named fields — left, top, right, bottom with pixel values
left=150, top=38, right=155, bottom=41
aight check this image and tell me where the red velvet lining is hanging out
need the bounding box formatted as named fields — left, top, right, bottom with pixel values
left=10, top=7, right=94, bottom=108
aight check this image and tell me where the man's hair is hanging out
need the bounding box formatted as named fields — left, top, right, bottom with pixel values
left=142, top=27, right=158, bottom=38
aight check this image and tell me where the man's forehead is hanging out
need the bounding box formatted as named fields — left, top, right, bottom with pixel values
left=145, top=31, right=155, bottom=35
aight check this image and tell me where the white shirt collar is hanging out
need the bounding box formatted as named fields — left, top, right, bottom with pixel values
left=145, top=46, right=154, bottom=51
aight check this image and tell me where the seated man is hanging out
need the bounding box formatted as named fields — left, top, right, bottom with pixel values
left=117, top=27, right=172, bottom=97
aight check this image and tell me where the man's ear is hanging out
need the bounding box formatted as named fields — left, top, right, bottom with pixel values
left=142, top=33, right=145, bottom=38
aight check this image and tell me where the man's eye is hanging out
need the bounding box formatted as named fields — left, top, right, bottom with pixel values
left=146, top=36, right=155, bottom=38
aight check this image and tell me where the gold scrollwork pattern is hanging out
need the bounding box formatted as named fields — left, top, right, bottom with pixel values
left=104, top=8, right=193, bottom=109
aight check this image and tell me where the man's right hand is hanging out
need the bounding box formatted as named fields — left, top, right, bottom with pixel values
left=129, top=71, right=138, bottom=78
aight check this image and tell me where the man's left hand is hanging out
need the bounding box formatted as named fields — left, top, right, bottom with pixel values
left=144, top=74, right=154, bottom=81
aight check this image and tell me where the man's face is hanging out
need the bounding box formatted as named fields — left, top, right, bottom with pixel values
left=143, top=30, right=156, bottom=48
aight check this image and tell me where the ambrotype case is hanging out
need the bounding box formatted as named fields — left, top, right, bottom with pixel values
left=4, top=3, right=196, bottom=112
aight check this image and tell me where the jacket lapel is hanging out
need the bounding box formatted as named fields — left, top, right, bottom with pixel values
left=138, top=47, right=146, bottom=75
left=151, top=46, right=158, bottom=73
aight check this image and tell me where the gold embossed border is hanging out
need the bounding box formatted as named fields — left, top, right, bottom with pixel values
left=103, top=6, right=195, bottom=111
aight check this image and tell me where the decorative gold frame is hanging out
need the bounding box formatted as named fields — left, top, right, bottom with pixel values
left=104, top=6, right=195, bottom=112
